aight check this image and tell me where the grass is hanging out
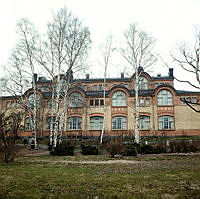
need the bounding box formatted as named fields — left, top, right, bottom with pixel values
left=0, top=153, right=200, bottom=198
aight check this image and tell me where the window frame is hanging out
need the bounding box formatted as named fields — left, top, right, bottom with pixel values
left=158, top=115, right=174, bottom=130
left=139, top=116, right=150, bottom=130
left=112, top=116, right=127, bottom=130
left=68, top=117, right=82, bottom=130
left=112, top=91, right=127, bottom=106
left=69, top=92, right=83, bottom=107
left=157, top=89, right=173, bottom=106
left=90, top=116, right=103, bottom=130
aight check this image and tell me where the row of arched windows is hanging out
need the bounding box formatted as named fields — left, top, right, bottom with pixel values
left=27, top=89, right=173, bottom=108
left=24, top=115, right=175, bottom=131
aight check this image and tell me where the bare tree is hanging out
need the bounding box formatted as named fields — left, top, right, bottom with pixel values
left=167, top=28, right=200, bottom=112
left=35, top=7, right=91, bottom=147
left=5, top=19, right=40, bottom=149
left=99, top=35, right=115, bottom=144
left=121, top=23, right=157, bottom=144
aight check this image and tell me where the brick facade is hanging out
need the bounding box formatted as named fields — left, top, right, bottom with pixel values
left=1, top=68, right=200, bottom=137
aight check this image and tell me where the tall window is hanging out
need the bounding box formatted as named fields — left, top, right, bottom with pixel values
left=158, top=116, right=174, bottom=130
left=139, top=116, right=150, bottom=130
left=158, top=90, right=173, bottom=105
left=112, top=116, right=127, bottom=130
left=46, top=116, right=59, bottom=130
left=27, top=94, right=40, bottom=108
left=90, top=116, right=103, bottom=130
left=68, top=117, right=82, bottom=130
left=25, top=117, right=39, bottom=131
left=112, top=91, right=126, bottom=106
left=138, top=77, right=148, bottom=90
left=69, top=92, right=83, bottom=107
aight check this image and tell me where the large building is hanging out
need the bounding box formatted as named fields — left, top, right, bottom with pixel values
left=1, top=67, right=200, bottom=138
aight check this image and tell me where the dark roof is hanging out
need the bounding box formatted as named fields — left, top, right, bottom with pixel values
left=176, top=90, right=200, bottom=95
left=152, top=76, right=174, bottom=80
left=74, top=77, right=130, bottom=83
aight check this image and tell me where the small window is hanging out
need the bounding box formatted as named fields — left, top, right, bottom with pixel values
left=95, top=99, right=99, bottom=106
left=99, top=84, right=103, bottom=91
left=100, top=99, right=104, bottom=106
left=139, top=98, right=145, bottom=106
left=93, top=85, right=97, bottom=91
left=191, top=97, right=197, bottom=103
left=145, top=98, right=150, bottom=106
left=90, top=99, right=94, bottom=106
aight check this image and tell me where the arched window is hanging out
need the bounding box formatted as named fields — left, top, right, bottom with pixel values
left=138, top=77, right=148, bottom=90
left=139, top=116, right=150, bottom=130
left=158, top=116, right=174, bottom=130
left=112, top=116, right=127, bottom=130
left=27, top=94, right=40, bottom=108
left=24, top=117, right=39, bottom=131
left=46, top=116, right=59, bottom=130
left=90, top=116, right=103, bottom=130
left=112, top=91, right=126, bottom=106
left=69, top=92, right=83, bottom=107
left=158, top=90, right=173, bottom=105
left=68, top=117, right=82, bottom=130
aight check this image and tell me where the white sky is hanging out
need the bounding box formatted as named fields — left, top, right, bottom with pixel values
left=1, top=0, right=200, bottom=91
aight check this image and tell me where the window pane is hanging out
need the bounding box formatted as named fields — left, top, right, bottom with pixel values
left=112, top=91, right=126, bottom=106
left=69, top=92, right=83, bottom=107
left=158, top=116, right=174, bottom=130
left=112, top=116, right=127, bottom=130
left=158, top=90, right=173, bottom=106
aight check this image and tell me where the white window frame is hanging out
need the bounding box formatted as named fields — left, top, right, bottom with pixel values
left=158, top=116, right=174, bottom=130
left=139, top=116, right=150, bottom=130
left=138, top=77, right=148, bottom=90
left=90, top=116, right=103, bottom=130
left=158, top=90, right=173, bottom=106
left=69, top=92, right=83, bottom=107
left=68, top=117, right=82, bottom=130
left=112, top=116, right=127, bottom=130
left=112, top=91, right=126, bottom=106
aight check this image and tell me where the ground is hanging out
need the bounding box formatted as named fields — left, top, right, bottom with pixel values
left=0, top=147, right=200, bottom=198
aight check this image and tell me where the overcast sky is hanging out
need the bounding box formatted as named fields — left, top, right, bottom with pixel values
left=1, top=0, right=200, bottom=90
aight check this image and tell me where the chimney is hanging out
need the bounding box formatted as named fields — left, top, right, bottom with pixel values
left=33, top=73, right=37, bottom=83
left=169, top=68, right=173, bottom=77
left=157, top=73, right=161, bottom=77
left=137, top=66, right=144, bottom=74
left=121, top=72, right=124, bottom=78
left=86, top=74, right=89, bottom=79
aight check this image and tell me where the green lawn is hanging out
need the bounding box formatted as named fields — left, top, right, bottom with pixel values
left=0, top=154, right=200, bottom=199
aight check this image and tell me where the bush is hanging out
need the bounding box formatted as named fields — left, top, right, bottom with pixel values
left=50, top=140, right=76, bottom=156
left=123, top=143, right=138, bottom=156
left=81, top=144, right=99, bottom=155
left=104, top=139, right=124, bottom=158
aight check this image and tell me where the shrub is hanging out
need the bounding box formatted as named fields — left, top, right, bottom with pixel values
left=123, top=143, right=138, bottom=156
left=81, top=144, right=99, bottom=155
left=50, top=140, right=76, bottom=156
left=104, top=139, right=124, bottom=158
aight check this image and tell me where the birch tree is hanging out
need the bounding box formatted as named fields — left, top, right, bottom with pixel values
left=121, top=23, right=156, bottom=144
left=36, top=7, right=91, bottom=147
left=99, top=35, right=115, bottom=144
left=6, top=19, right=40, bottom=149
